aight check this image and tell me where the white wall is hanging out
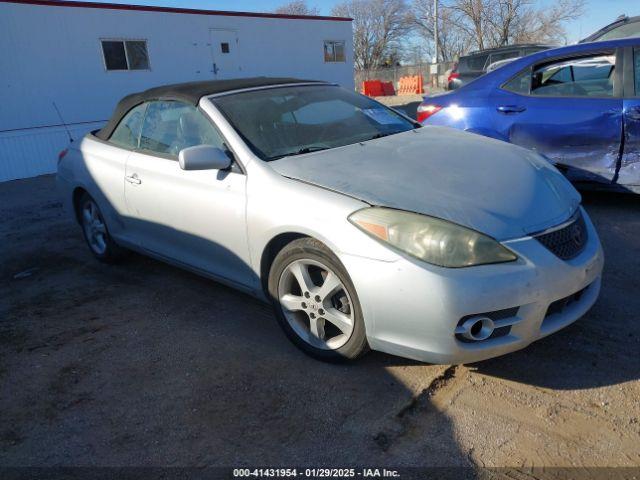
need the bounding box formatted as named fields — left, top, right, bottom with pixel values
left=0, top=2, right=354, bottom=181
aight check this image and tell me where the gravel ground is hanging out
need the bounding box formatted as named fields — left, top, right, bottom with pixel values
left=1, top=173, right=639, bottom=469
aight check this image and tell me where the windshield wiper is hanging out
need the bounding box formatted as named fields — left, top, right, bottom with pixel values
left=268, top=146, right=329, bottom=161
left=293, top=146, right=329, bottom=155
left=365, top=128, right=419, bottom=142
left=366, top=131, right=403, bottom=141
left=369, top=132, right=392, bottom=140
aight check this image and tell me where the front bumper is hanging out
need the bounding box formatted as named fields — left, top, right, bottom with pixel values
left=340, top=207, right=604, bottom=364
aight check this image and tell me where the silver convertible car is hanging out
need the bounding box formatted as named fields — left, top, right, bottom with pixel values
left=57, top=77, right=604, bottom=364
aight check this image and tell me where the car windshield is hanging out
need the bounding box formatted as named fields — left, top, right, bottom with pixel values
left=211, top=85, right=415, bottom=161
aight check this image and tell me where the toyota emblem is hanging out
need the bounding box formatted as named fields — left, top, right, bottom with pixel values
left=570, top=223, right=584, bottom=247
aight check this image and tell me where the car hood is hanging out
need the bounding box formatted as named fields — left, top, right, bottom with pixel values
left=270, top=126, right=581, bottom=240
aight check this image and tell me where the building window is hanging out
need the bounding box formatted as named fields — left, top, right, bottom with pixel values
left=324, top=41, right=345, bottom=63
left=221, top=42, right=230, bottom=54
left=101, top=39, right=150, bottom=71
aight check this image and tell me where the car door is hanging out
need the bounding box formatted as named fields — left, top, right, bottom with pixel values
left=495, top=49, right=623, bottom=184
left=124, top=100, right=255, bottom=289
left=619, top=45, right=640, bottom=187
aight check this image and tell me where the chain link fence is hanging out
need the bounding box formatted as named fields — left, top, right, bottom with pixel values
left=354, top=62, right=456, bottom=93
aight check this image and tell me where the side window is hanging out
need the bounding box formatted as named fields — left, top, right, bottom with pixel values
left=109, top=103, right=147, bottom=149
left=101, top=39, right=150, bottom=71
left=489, top=50, right=519, bottom=64
left=503, top=67, right=532, bottom=95
left=634, top=47, right=640, bottom=95
left=457, top=55, right=487, bottom=73
left=531, top=53, right=616, bottom=97
left=139, top=101, right=226, bottom=157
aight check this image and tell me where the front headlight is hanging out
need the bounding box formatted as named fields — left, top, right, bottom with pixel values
left=348, top=207, right=517, bottom=268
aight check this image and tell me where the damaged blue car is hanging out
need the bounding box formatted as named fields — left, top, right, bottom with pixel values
left=418, top=38, right=640, bottom=192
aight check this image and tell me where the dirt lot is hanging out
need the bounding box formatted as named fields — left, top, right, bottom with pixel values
left=374, top=94, right=424, bottom=119
left=1, top=174, right=639, bottom=470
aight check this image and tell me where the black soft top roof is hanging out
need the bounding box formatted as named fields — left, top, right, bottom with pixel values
left=96, top=77, right=326, bottom=140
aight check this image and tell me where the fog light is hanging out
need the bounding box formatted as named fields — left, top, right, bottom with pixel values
left=460, top=316, right=495, bottom=341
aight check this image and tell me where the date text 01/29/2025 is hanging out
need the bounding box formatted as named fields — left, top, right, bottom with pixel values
left=232, top=468, right=400, bottom=478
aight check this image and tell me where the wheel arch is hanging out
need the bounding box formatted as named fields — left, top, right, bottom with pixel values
left=72, top=186, right=89, bottom=224
left=259, top=232, right=310, bottom=295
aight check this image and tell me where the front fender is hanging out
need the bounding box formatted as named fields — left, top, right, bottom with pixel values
left=464, top=128, right=510, bottom=142
left=246, top=172, right=401, bottom=286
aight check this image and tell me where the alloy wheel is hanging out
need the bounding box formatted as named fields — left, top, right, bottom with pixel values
left=277, top=259, right=354, bottom=350
left=81, top=200, right=107, bottom=255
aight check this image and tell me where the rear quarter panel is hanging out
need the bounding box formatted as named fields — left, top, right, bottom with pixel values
left=423, top=87, right=510, bottom=141
left=57, top=135, right=130, bottom=238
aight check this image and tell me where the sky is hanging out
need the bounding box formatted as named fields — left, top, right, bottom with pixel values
left=561, top=0, right=639, bottom=43
left=65, top=0, right=639, bottom=43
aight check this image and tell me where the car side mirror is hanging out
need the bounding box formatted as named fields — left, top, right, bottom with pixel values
left=178, top=145, right=232, bottom=171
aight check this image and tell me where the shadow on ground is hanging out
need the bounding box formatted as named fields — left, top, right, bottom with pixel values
left=1, top=176, right=639, bottom=469
left=0, top=176, right=467, bottom=467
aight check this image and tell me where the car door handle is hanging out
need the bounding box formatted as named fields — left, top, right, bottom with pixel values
left=497, top=105, right=526, bottom=114
left=125, top=174, right=141, bottom=185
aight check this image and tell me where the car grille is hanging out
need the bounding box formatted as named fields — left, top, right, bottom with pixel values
left=534, top=210, right=587, bottom=260
left=545, top=287, right=587, bottom=318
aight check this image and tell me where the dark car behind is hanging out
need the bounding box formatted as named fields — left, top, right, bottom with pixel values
left=580, top=14, right=640, bottom=42
left=447, top=44, right=552, bottom=90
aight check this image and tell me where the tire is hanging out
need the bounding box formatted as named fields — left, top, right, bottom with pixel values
left=268, top=237, right=369, bottom=362
left=77, top=193, right=125, bottom=263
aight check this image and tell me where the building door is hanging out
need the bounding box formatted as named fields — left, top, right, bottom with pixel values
left=209, top=29, right=240, bottom=79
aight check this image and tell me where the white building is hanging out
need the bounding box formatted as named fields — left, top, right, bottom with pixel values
left=0, top=0, right=354, bottom=182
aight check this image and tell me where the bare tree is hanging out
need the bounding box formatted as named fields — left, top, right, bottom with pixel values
left=413, top=0, right=472, bottom=61
left=481, top=0, right=586, bottom=46
left=505, top=0, right=587, bottom=45
left=274, top=0, right=320, bottom=16
left=332, top=0, right=413, bottom=69
left=441, top=0, right=481, bottom=50
left=412, top=0, right=586, bottom=61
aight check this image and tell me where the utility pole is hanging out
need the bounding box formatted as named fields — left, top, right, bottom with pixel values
left=433, top=0, right=438, bottom=64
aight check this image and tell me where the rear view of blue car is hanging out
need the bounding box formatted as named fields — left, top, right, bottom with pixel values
left=418, top=38, right=640, bottom=192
